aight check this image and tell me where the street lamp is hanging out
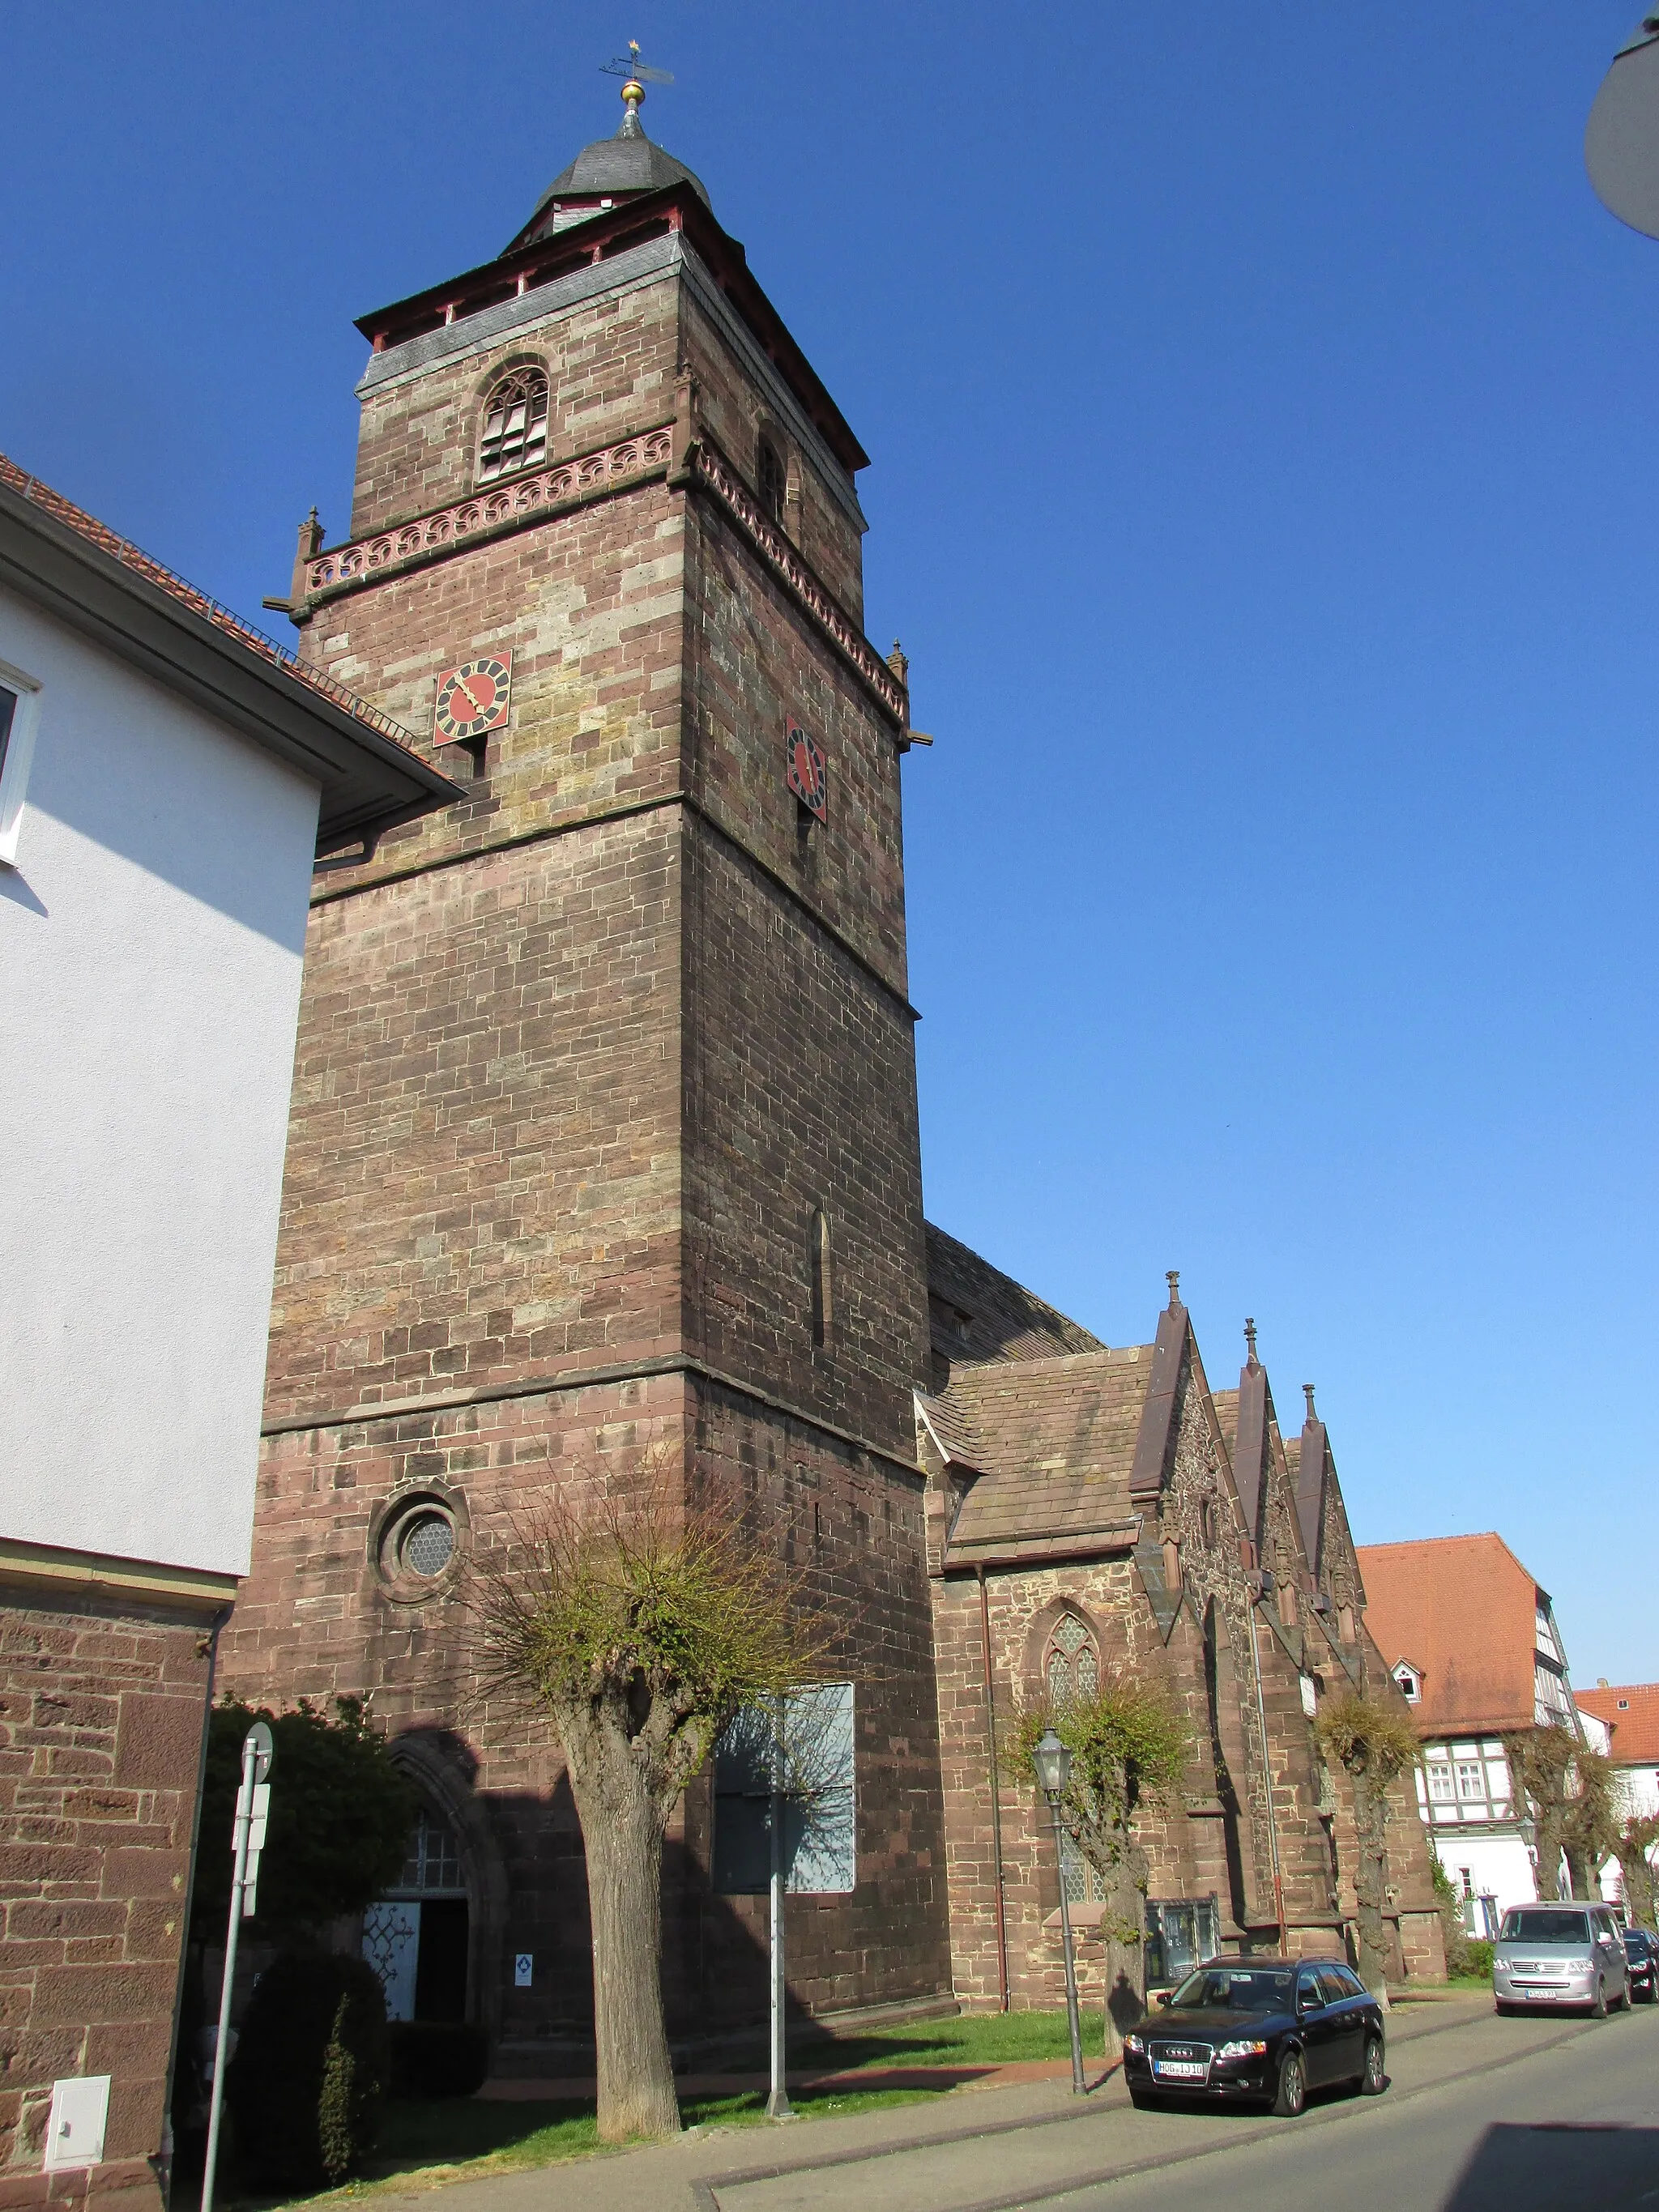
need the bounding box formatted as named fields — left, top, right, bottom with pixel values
left=1034, top=1728, right=1087, bottom=2095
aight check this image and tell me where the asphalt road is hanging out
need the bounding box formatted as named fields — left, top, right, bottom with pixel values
left=713, top=2002, right=1659, bottom=2212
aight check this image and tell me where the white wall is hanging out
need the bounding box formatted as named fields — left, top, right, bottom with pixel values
left=0, top=590, right=319, bottom=1578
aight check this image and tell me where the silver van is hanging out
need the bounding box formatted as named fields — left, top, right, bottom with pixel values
left=1493, top=1902, right=1630, bottom=2016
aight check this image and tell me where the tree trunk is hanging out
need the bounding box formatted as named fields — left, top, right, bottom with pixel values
left=1350, top=1763, right=1392, bottom=2005
left=1563, top=1839, right=1594, bottom=1902
left=564, top=1721, right=681, bottom=2143
left=1101, top=1844, right=1148, bottom=2065
left=1533, top=1805, right=1565, bottom=1901
left=1618, top=1844, right=1656, bottom=1929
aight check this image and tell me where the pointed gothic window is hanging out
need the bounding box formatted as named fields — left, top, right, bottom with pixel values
left=1045, top=1613, right=1098, bottom=1707
left=757, top=435, right=786, bottom=522
left=479, top=369, right=549, bottom=484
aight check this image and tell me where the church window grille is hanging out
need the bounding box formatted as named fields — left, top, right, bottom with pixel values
left=478, top=369, right=549, bottom=484
left=809, top=1209, right=832, bottom=1348
left=757, top=435, right=786, bottom=522
left=1045, top=1613, right=1098, bottom=1708
left=395, top=1808, right=467, bottom=1895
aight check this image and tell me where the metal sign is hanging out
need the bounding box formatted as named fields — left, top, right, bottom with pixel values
left=246, top=1720, right=274, bottom=1783
left=1587, top=19, right=1659, bottom=238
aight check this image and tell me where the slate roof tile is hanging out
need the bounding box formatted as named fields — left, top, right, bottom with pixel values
left=922, top=1347, right=1152, bottom=1559
left=925, top=1223, right=1104, bottom=1369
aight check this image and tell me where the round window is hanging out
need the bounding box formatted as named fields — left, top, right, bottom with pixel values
left=400, top=1511, right=455, bottom=1579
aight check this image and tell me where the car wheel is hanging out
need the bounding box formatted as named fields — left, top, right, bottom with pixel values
left=1592, top=1979, right=1608, bottom=2020
left=1128, top=2086, right=1164, bottom=2112
left=1358, top=2035, right=1386, bottom=2096
left=1273, top=2050, right=1307, bottom=2117
left=1495, top=2001, right=1518, bottom=2017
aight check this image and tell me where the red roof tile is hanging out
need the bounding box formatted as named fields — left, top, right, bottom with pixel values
left=0, top=452, right=424, bottom=757
left=1576, top=1684, right=1659, bottom=1767
left=1356, top=1533, right=1544, bottom=1737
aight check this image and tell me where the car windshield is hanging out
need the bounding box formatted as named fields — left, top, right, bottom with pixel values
left=1500, top=1910, right=1590, bottom=1944
left=1167, top=1966, right=1294, bottom=2012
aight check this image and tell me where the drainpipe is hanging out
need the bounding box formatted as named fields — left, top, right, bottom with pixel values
left=1246, top=1596, right=1289, bottom=1954
left=977, top=1564, right=1011, bottom=2010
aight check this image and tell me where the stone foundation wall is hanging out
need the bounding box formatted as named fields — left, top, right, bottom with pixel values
left=0, top=1583, right=215, bottom=2212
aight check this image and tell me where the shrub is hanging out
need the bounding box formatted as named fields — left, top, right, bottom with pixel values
left=227, top=1953, right=388, bottom=2188
left=193, top=1698, right=416, bottom=1945
left=386, top=2021, right=489, bottom=2099
left=1465, top=1938, right=1494, bottom=1980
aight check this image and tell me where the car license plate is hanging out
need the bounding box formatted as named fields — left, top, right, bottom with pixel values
left=1154, top=2060, right=1208, bottom=2078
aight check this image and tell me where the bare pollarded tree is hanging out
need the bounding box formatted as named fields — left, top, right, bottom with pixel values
left=469, top=1455, right=833, bottom=2143
left=1313, top=1691, right=1422, bottom=2000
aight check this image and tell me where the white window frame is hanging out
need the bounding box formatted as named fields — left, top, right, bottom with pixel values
left=0, top=659, right=42, bottom=867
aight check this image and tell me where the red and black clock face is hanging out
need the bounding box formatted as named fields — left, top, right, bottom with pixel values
left=433, top=652, right=513, bottom=744
left=786, top=715, right=827, bottom=822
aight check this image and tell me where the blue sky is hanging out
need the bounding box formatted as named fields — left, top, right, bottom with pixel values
left=4, top=3, right=1655, bottom=1681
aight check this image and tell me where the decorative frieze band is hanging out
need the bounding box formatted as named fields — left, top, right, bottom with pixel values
left=688, top=440, right=910, bottom=731
left=303, top=424, right=676, bottom=597
left=295, top=416, right=911, bottom=739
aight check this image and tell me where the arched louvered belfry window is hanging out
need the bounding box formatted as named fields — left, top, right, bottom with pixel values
left=1045, top=1612, right=1099, bottom=1707
left=479, top=369, right=549, bottom=484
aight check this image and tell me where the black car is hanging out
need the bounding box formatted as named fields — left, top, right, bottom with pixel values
left=1123, top=1957, right=1387, bottom=2116
left=1623, top=1926, right=1658, bottom=2001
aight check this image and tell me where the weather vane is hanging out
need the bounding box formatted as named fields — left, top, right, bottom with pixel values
left=601, top=39, right=673, bottom=121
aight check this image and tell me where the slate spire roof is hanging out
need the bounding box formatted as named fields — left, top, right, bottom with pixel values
left=510, top=97, right=711, bottom=254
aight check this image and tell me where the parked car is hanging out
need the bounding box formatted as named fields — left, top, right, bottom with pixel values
left=1492, top=1903, right=1630, bottom=2016
left=1622, top=1926, right=1658, bottom=2003
left=1123, top=1958, right=1385, bottom=2116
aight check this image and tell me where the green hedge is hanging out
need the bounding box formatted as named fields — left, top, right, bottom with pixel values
left=387, top=2020, right=489, bottom=2099
left=227, top=1953, right=388, bottom=2188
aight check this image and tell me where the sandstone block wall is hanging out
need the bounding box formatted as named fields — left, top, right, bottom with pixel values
left=0, top=1590, right=213, bottom=2212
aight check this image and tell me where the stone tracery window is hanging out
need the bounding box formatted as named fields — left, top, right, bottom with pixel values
left=1046, top=1612, right=1099, bottom=1707
left=479, top=368, right=549, bottom=484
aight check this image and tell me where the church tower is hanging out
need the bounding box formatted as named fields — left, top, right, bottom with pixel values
left=226, top=82, right=951, bottom=2044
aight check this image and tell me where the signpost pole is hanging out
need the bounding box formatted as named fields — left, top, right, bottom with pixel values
left=766, top=1694, right=791, bottom=2119
left=201, top=1724, right=272, bottom=2212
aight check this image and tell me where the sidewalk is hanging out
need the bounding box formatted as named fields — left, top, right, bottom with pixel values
left=366, top=1990, right=1496, bottom=2212
left=478, top=2056, right=1110, bottom=2100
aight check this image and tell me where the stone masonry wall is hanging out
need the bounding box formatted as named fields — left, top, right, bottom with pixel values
left=348, top=272, right=680, bottom=541
left=264, top=808, right=683, bottom=1426
left=0, top=1588, right=214, bottom=2212
left=930, top=1554, right=1442, bottom=2010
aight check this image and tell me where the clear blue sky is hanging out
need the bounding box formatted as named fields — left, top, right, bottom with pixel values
left=4, top=3, right=1654, bottom=1682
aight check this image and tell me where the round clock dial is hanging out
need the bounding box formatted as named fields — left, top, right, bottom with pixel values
left=434, top=655, right=512, bottom=743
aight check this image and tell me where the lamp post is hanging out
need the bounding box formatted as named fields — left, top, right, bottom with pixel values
left=1034, top=1728, right=1086, bottom=2095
